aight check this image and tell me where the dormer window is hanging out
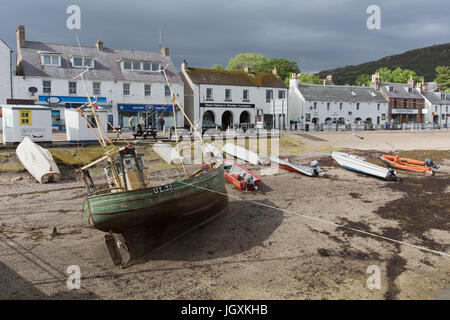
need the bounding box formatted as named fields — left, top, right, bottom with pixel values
left=71, top=57, right=94, bottom=68
left=350, top=90, right=356, bottom=96
left=441, top=93, right=447, bottom=100
left=41, top=55, right=61, bottom=66
left=122, top=60, right=161, bottom=72
left=405, top=87, right=413, bottom=93
left=369, top=90, right=377, bottom=97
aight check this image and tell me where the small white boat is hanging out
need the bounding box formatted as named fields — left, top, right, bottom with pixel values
left=222, top=144, right=269, bottom=165
left=201, top=143, right=222, bottom=159
left=16, top=137, right=60, bottom=183
left=331, top=151, right=397, bottom=181
left=152, top=141, right=190, bottom=165
left=271, top=157, right=324, bottom=177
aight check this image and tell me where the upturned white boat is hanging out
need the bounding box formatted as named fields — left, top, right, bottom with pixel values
left=222, top=144, right=269, bottom=165
left=271, top=157, right=324, bottom=177
left=201, top=143, right=222, bottom=159
left=331, top=151, right=397, bottom=181
left=152, top=141, right=190, bottom=165
left=16, top=137, right=60, bottom=183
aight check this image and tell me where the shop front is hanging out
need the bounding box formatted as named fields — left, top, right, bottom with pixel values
left=118, top=104, right=179, bottom=129
left=38, top=96, right=108, bottom=131
left=391, top=109, right=423, bottom=123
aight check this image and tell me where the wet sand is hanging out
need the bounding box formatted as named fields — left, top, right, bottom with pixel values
left=0, top=131, right=449, bottom=299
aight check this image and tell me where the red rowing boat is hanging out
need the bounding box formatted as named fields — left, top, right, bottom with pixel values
left=223, top=159, right=261, bottom=191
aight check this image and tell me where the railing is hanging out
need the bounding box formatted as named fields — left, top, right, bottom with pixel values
left=290, top=122, right=448, bottom=132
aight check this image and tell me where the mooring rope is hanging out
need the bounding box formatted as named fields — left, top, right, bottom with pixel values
left=157, top=170, right=450, bottom=258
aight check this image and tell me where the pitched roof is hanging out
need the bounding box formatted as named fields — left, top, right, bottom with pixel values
left=183, top=68, right=287, bottom=88
left=18, top=41, right=182, bottom=83
left=0, top=39, right=12, bottom=51
left=297, top=84, right=387, bottom=103
left=380, top=82, right=424, bottom=99
left=421, top=91, right=450, bottom=104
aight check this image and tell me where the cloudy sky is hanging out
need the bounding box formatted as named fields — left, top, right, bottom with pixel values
left=1, top=0, right=449, bottom=73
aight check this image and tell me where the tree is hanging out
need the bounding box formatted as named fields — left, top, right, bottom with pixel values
left=211, top=64, right=225, bottom=70
left=355, top=74, right=371, bottom=86
left=297, top=73, right=322, bottom=85
left=263, top=58, right=300, bottom=81
left=376, top=67, right=421, bottom=83
left=226, top=53, right=268, bottom=72
left=435, top=66, right=450, bottom=91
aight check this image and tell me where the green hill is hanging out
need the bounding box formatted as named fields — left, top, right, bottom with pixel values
left=316, top=43, right=450, bottom=85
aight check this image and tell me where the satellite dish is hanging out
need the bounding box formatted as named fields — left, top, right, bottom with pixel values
left=28, top=87, right=38, bottom=96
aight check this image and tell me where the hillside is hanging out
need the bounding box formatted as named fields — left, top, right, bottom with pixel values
left=316, top=43, right=450, bottom=85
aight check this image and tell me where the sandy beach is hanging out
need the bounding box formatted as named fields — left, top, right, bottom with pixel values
left=0, top=130, right=449, bottom=299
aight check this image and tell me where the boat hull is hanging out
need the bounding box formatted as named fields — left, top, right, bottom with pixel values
left=379, top=155, right=433, bottom=175
left=84, top=164, right=228, bottom=265
left=223, top=159, right=261, bottom=191
left=332, top=151, right=397, bottom=181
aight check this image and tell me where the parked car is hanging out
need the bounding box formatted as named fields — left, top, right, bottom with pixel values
left=169, top=127, right=191, bottom=141
left=202, top=121, right=221, bottom=134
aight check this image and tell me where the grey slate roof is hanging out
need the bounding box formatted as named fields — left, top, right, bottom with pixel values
left=19, top=41, right=182, bottom=83
left=421, top=91, right=450, bottom=104
left=424, top=82, right=438, bottom=92
left=297, top=84, right=387, bottom=103
left=379, top=82, right=424, bottom=99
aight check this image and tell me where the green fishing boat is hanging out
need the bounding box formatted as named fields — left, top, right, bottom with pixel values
left=81, top=146, right=228, bottom=268
left=75, top=67, right=229, bottom=268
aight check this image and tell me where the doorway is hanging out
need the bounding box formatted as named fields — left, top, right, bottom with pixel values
left=222, top=111, right=233, bottom=130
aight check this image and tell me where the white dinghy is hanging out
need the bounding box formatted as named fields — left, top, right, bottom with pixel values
left=331, top=151, right=397, bottom=181
left=271, top=156, right=324, bottom=177
left=152, top=141, right=191, bottom=165
left=222, top=144, right=269, bottom=165
left=16, top=137, right=60, bottom=183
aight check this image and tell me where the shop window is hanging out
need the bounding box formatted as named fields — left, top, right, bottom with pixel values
left=123, top=83, right=130, bottom=96
left=145, top=84, right=151, bottom=96
left=69, top=81, right=77, bottom=94
left=266, top=90, right=273, bottom=102
left=206, top=88, right=213, bottom=100
left=243, top=90, right=249, bottom=101
left=305, top=113, right=311, bottom=122
left=43, top=81, right=51, bottom=94
left=165, top=85, right=171, bottom=97
left=19, top=110, right=32, bottom=125
left=93, top=82, right=101, bottom=95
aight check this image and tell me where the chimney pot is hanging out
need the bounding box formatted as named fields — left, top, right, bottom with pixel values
left=96, top=40, right=104, bottom=51
left=181, top=60, right=188, bottom=72
left=272, top=66, right=278, bottom=76
left=160, top=45, right=169, bottom=56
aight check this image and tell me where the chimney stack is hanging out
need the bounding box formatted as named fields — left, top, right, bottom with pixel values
left=370, top=72, right=382, bottom=91
left=96, top=40, right=104, bottom=51
left=181, top=60, right=188, bottom=72
left=16, top=25, right=25, bottom=48
left=407, top=75, right=415, bottom=88
left=244, top=64, right=249, bottom=73
left=272, top=66, right=278, bottom=76
left=160, top=45, right=169, bottom=56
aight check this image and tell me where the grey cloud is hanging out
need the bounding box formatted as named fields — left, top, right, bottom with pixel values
left=0, top=0, right=448, bottom=73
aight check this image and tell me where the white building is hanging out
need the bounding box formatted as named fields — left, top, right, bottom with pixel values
left=0, top=39, right=13, bottom=131
left=12, top=25, right=184, bottom=131
left=421, top=91, right=450, bottom=126
left=180, top=62, right=288, bottom=130
left=289, top=76, right=389, bottom=127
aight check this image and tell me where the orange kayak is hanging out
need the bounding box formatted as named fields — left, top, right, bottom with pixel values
left=378, top=155, right=437, bottom=175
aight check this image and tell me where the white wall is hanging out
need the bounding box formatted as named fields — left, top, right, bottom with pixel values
left=0, top=40, right=11, bottom=105
left=1, top=105, right=52, bottom=143
left=423, top=96, right=449, bottom=125
left=290, top=80, right=389, bottom=125
left=189, top=83, right=287, bottom=128
left=12, top=76, right=184, bottom=128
